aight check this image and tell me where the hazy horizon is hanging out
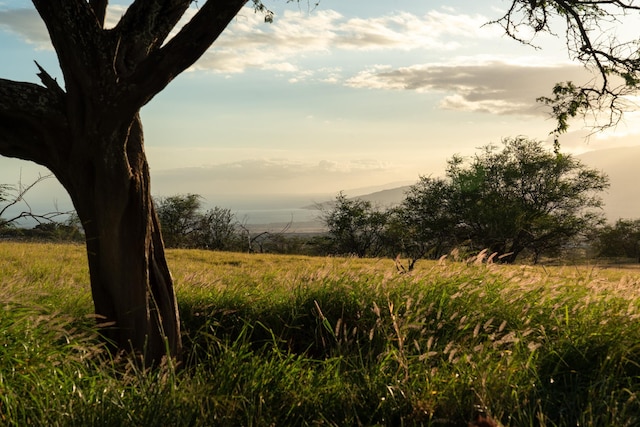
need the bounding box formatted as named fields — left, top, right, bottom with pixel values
left=2, top=144, right=639, bottom=230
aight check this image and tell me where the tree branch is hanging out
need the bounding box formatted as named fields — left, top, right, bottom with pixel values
left=35, top=61, right=65, bottom=95
left=0, top=173, right=74, bottom=229
left=121, top=0, right=247, bottom=109
left=496, top=1, right=640, bottom=133
left=32, top=0, right=105, bottom=97
left=89, top=0, right=108, bottom=28
left=0, top=173, right=50, bottom=220
left=112, top=0, right=192, bottom=76
left=0, top=78, right=69, bottom=168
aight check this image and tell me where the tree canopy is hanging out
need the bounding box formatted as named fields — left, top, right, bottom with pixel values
left=155, top=194, right=238, bottom=250
left=398, top=137, right=609, bottom=263
left=320, top=192, right=388, bottom=258
left=594, top=218, right=640, bottom=261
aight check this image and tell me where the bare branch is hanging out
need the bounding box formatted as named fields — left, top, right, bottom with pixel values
left=0, top=173, right=72, bottom=229
left=495, top=1, right=640, bottom=133
left=35, top=61, right=64, bottom=95
left=32, top=0, right=104, bottom=96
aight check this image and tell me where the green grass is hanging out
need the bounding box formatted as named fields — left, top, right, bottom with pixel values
left=2, top=242, right=640, bottom=426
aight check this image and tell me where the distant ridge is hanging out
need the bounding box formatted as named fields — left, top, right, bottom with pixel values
left=576, top=146, right=640, bottom=221
left=305, top=145, right=640, bottom=222
left=303, top=185, right=412, bottom=210
left=353, top=186, right=412, bottom=207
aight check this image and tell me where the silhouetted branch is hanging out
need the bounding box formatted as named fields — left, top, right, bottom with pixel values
left=0, top=173, right=73, bottom=229
left=493, top=1, right=640, bottom=134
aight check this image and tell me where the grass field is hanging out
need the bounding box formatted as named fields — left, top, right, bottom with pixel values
left=2, top=241, right=640, bottom=426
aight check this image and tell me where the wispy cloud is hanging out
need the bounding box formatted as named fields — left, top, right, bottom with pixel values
left=1, top=4, right=588, bottom=118
left=0, top=4, right=126, bottom=48
left=331, top=10, right=495, bottom=51
left=346, top=60, right=593, bottom=116
left=0, top=8, right=49, bottom=48
left=196, top=7, right=499, bottom=74
left=0, top=5, right=497, bottom=72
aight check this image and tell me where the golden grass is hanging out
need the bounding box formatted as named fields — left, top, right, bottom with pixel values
left=4, top=241, right=640, bottom=303
left=3, top=242, right=640, bottom=425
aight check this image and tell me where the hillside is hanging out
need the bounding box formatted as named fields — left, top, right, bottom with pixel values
left=576, top=146, right=640, bottom=221
left=306, top=185, right=411, bottom=210
left=311, top=146, right=640, bottom=223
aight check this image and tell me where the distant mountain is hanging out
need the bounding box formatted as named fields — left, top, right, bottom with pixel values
left=351, top=186, right=412, bottom=207
left=305, top=185, right=412, bottom=210
left=577, top=146, right=640, bottom=221
left=339, top=181, right=415, bottom=198
left=306, top=145, right=640, bottom=223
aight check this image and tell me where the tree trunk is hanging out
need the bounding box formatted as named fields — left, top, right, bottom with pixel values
left=61, top=115, right=182, bottom=364
left=0, top=0, right=250, bottom=366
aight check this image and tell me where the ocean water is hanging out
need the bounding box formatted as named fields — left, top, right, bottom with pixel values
left=234, top=208, right=325, bottom=232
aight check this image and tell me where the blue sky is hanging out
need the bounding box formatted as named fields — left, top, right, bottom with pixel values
left=1, top=0, right=640, bottom=211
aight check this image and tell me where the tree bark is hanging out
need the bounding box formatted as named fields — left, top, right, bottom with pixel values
left=0, top=81, right=181, bottom=362
left=63, top=115, right=182, bottom=364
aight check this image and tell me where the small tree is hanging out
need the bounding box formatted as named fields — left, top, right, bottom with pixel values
left=594, top=219, right=640, bottom=262
left=195, top=206, right=237, bottom=250
left=388, top=178, right=457, bottom=270
left=451, top=138, right=609, bottom=262
left=155, top=194, right=238, bottom=250
left=321, top=192, right=388, bottom=258
left=155, top=194, right=203, bottom=248
left=399, top=137, right=609, bottom=264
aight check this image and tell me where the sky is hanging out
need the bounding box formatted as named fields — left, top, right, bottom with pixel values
left=1, top=0, right=640, bottom=214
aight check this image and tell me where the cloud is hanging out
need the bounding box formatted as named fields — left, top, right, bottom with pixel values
left=194, top=7, right=499, bottom=75
left=2, top=4, right=593, bottom=119
left=346, top=60, right=594, bottom=116
left=158, top=158, right=390, bottom=180
left=0, top=4, right=498, bottom=76
left=330, top=10, right=494, bottom=51
left=0, top=8, right=50, bottom=48
left=0, top=5, right=125, bottom=49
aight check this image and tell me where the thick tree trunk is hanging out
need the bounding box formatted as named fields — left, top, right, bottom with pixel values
left=1, top=0, right=249, bottom=366
left=61, top=115, right=182, bottom=364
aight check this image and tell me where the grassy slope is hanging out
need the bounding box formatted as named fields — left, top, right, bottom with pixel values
left=1, top=242, right=640, bottom=426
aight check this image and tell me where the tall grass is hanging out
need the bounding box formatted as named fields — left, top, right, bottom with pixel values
left=2, top=242, right=640, bottom=425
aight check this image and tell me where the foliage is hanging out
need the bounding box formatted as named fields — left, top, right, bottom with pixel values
left=389, top=177, right=459, bottom=268
left=320, top=192, right=389, bottom=257
left=155, top=194, right=240, bottom=250
left=155, top=194, right=204, bottom=248
left=398, top=137, right=609, bottom=264
left=594, top=218, right=640, bottom=261
left=0, top=221, right=84, bottom=242
left=194, top=206, right=237, bottom=250
left=3, top=242, right=640, bottom=426
left=154, top=194, right=314, bottom=254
